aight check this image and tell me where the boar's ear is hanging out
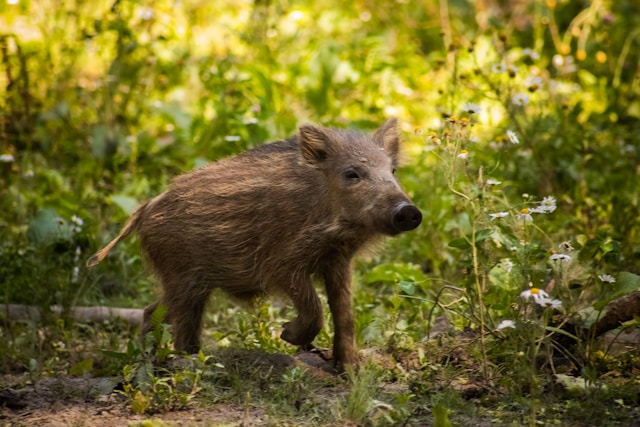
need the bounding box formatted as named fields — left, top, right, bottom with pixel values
left=299, top=124, right=334, bottom=164
left=373, top=118, right=400, bottom=160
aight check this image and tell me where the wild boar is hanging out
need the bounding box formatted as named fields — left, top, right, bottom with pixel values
left=88, top=118, right=421, bottom=369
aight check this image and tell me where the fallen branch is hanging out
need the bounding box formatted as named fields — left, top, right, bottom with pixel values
left=0, top=304, right=143, bottom=328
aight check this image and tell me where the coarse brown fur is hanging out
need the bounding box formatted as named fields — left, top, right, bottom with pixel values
left=87, top=119, right=421, bottom=370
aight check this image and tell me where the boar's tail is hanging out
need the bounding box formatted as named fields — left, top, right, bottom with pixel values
left=86, top=199, right=153, bottom=268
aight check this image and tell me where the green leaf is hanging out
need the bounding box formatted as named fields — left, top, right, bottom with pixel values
left=364, top=263, right=428, bottom=285
left=193, top=157, right=209, bottom=168
left=101, top=349, right=130, bottom=360
left=433, top=403, right=452, bottom=427
left=593, top=272, right=640, bottom=311
left=27, top=208, right=74, bottom=246
left=448, top=229, right=493, bottom=250
left=130, top=390, right=150, bottom=414
left=69, top=358, right=94, bottom=376
left=110, top=195, right=140, bottom=215
left=399, top=280, right=416, bottom=295
left=91, top=124, right=108, bottom=158
left=543, top=326, right=579, bottom=341
left=448, top=237, right=470, bottom=250
left=475, top=229, right=494, bottom=242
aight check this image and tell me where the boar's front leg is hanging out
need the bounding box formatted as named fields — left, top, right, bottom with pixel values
left=281, top=279, right=324, bottom=346
left=323, top=265, right=358, bottom=370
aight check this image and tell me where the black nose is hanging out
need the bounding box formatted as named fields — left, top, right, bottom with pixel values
left=392, top=203, right=422, bottom=232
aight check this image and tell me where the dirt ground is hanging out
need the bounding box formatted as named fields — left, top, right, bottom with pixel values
left=0, top=350, right=344, bottom=427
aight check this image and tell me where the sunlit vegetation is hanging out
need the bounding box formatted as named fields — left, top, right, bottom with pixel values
left=1, top=0, right=639, bottom=425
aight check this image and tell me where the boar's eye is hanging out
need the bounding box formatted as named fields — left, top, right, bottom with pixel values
left=392, top=168, right=396, bottom=175
left=343, top=168, right=361, bottom=181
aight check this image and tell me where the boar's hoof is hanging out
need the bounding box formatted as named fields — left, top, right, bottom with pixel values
left=281, top=321, right=316, bottom=346
left=392, top=202, right=422, bottom=232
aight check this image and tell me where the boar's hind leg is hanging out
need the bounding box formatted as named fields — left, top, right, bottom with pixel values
left=161, top=281, right=211, bottom=354
left=323, top=266, right=358, bottom=369
left=281, top=280, right=324, bottom=346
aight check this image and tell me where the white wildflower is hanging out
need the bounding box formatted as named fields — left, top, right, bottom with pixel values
left=0, top=154, right=15, bottom=162
left=530, top=196, right=556, bottom=214
left=559, top=241, right=574, bottom=252
left=520, top=288, right=549, bottom=306
left=598, top=274, right=616, bottom=284
left=522, top=48, right=540, bottom=60
left=462, top=103, right=481, bottom=114
left=512, top=93, right=530, bottom=106
left=517, top=208, right=533, bottom=222
left=489, top=212, right=509, bottom=221
left=506, top=130, right=519, bottom=144
left=543, top=298, right=563, bottom=309
left=71, top=215, right=84, bottom=233
left=486, top=178, right=502, bottom=186
left=532, top=196, right=557, bottom=213
left=457, top=150, right=469, bottom=159
left=525, top=75, right=543, bottom=90
left=492, top=62, right=507, bottom=74
left=550, top=254, right=571, bottom=263
left=224, top=135, right=241, bottom=142
left=502, top=258, right=514, bottom=273
left=497, top=319, right=516, bottom=330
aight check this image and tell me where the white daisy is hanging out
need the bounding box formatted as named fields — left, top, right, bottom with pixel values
left=492, top=62, right=507, bottom=74
left=512, top=93, right=530, bottom=106
left=543, top=298, right=563, bottom=309
left=520, top=288, right=549, bottom=306
left=525, top=75, right=543, bottom=90
left=489, top=212, right=509, bottom=220
left=517, top=208, right=533, bottom=222
left=598, top=274, right=616, bottom=283
left=502, top=258, right=514, bottom=273
left=462, top=103, right=481, bottom=114
left=522, top=48, right=540, bottom=60
left=497, top=319, right=516, bottom=330
left=538, top=196, right=557, bottom=213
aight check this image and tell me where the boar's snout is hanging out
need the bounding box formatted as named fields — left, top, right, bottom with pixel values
left=391, top=202, right=422, bottom=232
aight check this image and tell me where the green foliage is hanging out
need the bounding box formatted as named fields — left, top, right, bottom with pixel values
left=2, top=0, right=640, bottom=425
left=102, top=306, right=206, bottom=414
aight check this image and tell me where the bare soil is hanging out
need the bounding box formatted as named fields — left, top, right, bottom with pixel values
left=0, top=350, right=343, bottom=427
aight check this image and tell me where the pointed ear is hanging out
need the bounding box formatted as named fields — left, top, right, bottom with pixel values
left=373, top=118, right=400, bottom=160
left=299, top=124, right=333, bottom=164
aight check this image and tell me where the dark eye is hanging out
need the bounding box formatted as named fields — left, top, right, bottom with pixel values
left=344, top=169, right=361, bottom=180
left=392, top=168, right=397, bottom=175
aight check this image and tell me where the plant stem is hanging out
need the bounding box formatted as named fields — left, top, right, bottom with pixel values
left=471, top=223, right=489, bottom=380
